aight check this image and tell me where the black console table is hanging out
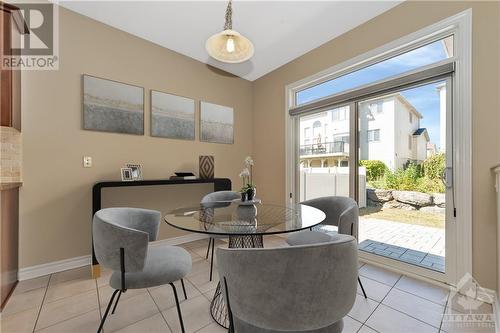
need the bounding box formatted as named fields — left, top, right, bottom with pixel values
left=91, top=178, right=232, bottom=278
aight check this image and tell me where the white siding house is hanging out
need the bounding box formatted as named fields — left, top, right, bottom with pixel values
left=300, top=93, right=430, bottom=171
left=299, top=106, right=350, bottom=168
left=437, top=82, right=447, bottom=153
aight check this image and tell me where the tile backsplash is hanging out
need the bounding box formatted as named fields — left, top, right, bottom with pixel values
left=0, top=126, right=22, bottom=183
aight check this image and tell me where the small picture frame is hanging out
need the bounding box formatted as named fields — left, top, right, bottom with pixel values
left=121, top=168, right=133, bottom=181
left=126, top=164, right=143, bottom=180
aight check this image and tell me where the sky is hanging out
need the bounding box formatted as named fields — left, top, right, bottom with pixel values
left=296, top=39, right=450, bottom=149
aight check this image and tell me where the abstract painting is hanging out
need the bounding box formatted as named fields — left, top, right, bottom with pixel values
left=200, top=101, right=234, bottom=144
left=83, top=75, right=144, bottom=135
left=151, top=90, right=195, bottom=140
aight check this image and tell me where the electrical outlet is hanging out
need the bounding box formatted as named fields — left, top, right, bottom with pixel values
left=83, top=156, right=92, bottom=168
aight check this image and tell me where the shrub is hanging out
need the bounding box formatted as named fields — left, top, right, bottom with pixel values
left=383, top=163, right=419, bottom=190
left=415, top=177, right=445, bottom=193
left=365, top=157, right=446, bottom=194
left=423, top=153, right=445, bottom=180
left=369, top=166, right=444, bottom=193
left=360, top=160, right=387, bottom=181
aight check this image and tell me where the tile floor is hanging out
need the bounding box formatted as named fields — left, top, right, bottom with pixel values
left=0, top=236, right=495, bottom=333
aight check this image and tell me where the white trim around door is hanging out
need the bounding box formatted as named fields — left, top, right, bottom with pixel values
left=285, top=9, right=472, bottom=286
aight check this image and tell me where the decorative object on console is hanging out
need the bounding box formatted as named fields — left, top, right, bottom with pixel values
left=205, top=0, right=254, bottom=64
left=199, top=155, right=215, bottom=179
left=239, top=156, right=256, bottom=201
left=170, top=172, right=197, bottom=180
left=151, top=90, right=195, bottom=140
left=83, top=75, right=144, bottom=135
left=120, top=168, right=133, bottom=181
left=126, top=164, right=143, bottom=180
left=200, top=101, right=234, bottom=144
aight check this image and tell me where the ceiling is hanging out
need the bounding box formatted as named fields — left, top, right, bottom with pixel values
left=59, top=1, right=402, bottom=81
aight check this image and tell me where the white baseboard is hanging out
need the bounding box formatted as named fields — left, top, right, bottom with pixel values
left=18, top=255, right=91, bottom=281
left=150, top=233, right=208, bottom=248
left=18, top=234, right=209, bottom=281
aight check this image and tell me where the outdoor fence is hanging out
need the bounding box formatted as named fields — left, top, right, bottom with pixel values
left=299, top=167, right=367, bottom=207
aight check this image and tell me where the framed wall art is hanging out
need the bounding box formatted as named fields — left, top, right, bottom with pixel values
left=83, top=75, right=144, bottom=135
left=200, top=101, right=233, bottom=144
left=151, top=90, right=195, bottom=140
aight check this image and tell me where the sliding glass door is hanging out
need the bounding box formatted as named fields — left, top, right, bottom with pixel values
left=292, top=77, right=455, bottom=282
left=356, top=79, right=454, bottom=281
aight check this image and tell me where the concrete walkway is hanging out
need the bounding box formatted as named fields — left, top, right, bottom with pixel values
left=359, top=217, right=445, bottom=272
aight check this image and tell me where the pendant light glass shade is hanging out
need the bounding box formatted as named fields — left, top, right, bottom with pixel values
left=206, top=29, right=254, bottom=63
left=206, top=0, right=254, bottom=63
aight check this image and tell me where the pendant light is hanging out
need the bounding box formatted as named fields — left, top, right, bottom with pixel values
left=206, top=0, right=254, bottom=63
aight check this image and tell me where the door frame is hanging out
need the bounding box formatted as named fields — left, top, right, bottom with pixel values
left=352, top=76, right=456, bottom=284
left=285, top=10, right=471, bottom=286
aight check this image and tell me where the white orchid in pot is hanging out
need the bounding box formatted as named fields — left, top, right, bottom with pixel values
left=239, top=156, right=256, bottom=201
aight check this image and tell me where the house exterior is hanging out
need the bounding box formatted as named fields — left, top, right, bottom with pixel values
left=437, top=82, right=447, bottom=153
left=299, top=105, right=350, bottom=168
left=300, top=93, right=430, bottom=171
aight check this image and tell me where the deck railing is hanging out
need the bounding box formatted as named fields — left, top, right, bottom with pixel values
left=300, top=141, right=347, bottom=156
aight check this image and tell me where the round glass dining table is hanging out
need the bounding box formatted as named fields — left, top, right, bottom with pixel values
left=164, top=200, right=326, bottom=328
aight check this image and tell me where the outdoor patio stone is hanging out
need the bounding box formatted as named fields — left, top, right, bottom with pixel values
left=433, top=193, right=446, bottom=207
left=421, top=260, right=436, bottom=268
left=405, top=249, right=427, bottom=257
left=392, top=190, right=433, bottom=206
left=424, top=254, right=445, bottom=265
left=400, top=257, right=424, bottom=265
left=432, top=264, right=445, bottom=271
left=367, top=199, right=382, bottom=207
left=382, top=200, right=417, bottom=210
left=367, top=189, right=393, bottom=202
left=359, top=217, right=445, bottom=273
left=374, top=250, right=393, bottom=256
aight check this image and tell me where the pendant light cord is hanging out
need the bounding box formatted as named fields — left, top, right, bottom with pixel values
left=224, top=0, right=232, bottom=30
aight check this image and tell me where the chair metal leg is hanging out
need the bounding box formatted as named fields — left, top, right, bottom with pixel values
left=223, top=277, right=234, bottom=333
left=180, top=279, right=187, bottom=300
left=97, top=289, right=120, bottom=333
left=169, top=283, right=186, bottom=333
left=206, top=238, right=212, bottom=259
left=111, top=290, right=123, bottom=314
left=209, top=237, right=215, bottom=281
left=358, top=277, right=367, bottom=299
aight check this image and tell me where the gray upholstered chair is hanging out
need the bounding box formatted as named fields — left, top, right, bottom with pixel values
left=286, top=196, right=367, bottom=298
left=93, top=208, right=192, bottom=333
left=200, top=190, right=240, bottom=281
left=217, top=234, right=358, bottom=333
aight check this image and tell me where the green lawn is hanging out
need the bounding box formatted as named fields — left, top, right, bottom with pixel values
left=359, top=207, right=445, bottom=229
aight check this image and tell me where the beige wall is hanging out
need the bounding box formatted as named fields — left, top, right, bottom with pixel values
left=252, top=1, right=500, bottom=289
left=19, top=8, right=253, bottom=268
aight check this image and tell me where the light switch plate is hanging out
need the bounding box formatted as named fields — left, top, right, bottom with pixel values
left=83, top=156, right=92, bottom=168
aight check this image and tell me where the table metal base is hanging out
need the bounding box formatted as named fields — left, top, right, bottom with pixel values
left=210, top=234, right=264, bottom=328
